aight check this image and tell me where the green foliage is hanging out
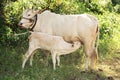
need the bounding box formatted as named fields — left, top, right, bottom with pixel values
left=48, top=0, right=89, bottom=14
left=0, top=46, right=113, bottom=80
left=111, top=0, right=120, bottom=5
left=96, top=12, right=120, bottom=57
left=114, top=4, right=120, bottom=13
left=86, top=2, right=104, bottom=14
left=0, top=0, right=120, bottom=57
left=0, top=0, right=120, bottom=79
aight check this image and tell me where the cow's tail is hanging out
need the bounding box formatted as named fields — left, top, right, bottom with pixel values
left=95, top=25, right=99, bottom=64
left=96, top=26, right=99, bottom=51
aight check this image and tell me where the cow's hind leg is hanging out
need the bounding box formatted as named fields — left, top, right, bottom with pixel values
left=90, top=48, right=98, bottom=70
left=84, top=41, right=98, bottom=71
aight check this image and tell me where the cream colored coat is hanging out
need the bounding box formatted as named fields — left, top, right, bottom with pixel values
left=22, top=32, right=81, bottom=70
left=19, top=10, right=99, bottom=70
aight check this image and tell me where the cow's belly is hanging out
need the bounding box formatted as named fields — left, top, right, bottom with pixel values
left=52, top=29, right=81, bottom=43
left=51, top=25, right=88, bottom=43
left=63, top=36, right=80, bottom=43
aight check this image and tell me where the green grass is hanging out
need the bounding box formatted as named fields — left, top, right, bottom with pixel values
left=0, top=45, right=119, bottom=80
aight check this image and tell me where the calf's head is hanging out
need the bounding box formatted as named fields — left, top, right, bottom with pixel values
left=72, top=41, right=82, bottom=49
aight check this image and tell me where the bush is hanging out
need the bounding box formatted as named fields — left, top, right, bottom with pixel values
left=1, top=0, right=89, bottom=46
left=111, top=0, right=120, bottom=5
left=86, top=2, right=104, bottom=14
left=1, top=0, right=120, bottom=58
left=97, top=12, right=120, bottom=58
left=114, top=4, right=120, bottom=13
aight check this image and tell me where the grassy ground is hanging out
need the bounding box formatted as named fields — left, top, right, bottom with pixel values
left=0, top=46, right=120, bottom=80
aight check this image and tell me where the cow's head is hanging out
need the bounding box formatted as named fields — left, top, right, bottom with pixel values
left=18, top=8, right=44, bottom=29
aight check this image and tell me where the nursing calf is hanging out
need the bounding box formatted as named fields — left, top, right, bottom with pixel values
left=22, top=32, right=81, bottom=70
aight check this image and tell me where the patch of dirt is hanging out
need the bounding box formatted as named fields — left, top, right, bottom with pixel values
left=98, top=56, right=120, bottom=80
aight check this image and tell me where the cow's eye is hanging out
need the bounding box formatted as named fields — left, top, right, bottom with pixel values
left=28, top=14, right=30, bottom=16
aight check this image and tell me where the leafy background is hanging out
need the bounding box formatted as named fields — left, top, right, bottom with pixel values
left=0, top=0, right=120, bottom=80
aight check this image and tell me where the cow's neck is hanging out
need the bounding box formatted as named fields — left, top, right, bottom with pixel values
left=31, top=14, right=41, bottom=32
left=30, top=14, right=38, bottom=31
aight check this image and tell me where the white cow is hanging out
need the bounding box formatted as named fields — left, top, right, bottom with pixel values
left=22, top=32, right=81, bottom=70
left=18, top=9, right=99, bottom=70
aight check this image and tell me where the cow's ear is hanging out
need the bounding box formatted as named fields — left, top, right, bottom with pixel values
left=32, top=6, right=34, bottom=10
left=23, top=6, right=26, bottom=10
left=36, top=9, right=46, bottom=14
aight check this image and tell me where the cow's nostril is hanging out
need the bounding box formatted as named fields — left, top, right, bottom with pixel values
left=20, top=23, right=23, bottom=25
left=18, top=22, right=23, bottom=27
left=18, top=23, right=23, bottom=26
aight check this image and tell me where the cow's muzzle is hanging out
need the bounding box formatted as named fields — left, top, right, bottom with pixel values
left=18, top=22, right=23, bottom=28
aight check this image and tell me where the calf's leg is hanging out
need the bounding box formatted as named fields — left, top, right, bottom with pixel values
left=56, top=54, right=60, bottom=66
left=22, top=48, right=36, bottom=69
left=51, top=52, right=57, bottom=70
left=30, top=50, right=37, bottom=66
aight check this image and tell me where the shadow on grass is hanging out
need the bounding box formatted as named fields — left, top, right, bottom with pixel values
left=0, top=46, right=112, bottom=80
